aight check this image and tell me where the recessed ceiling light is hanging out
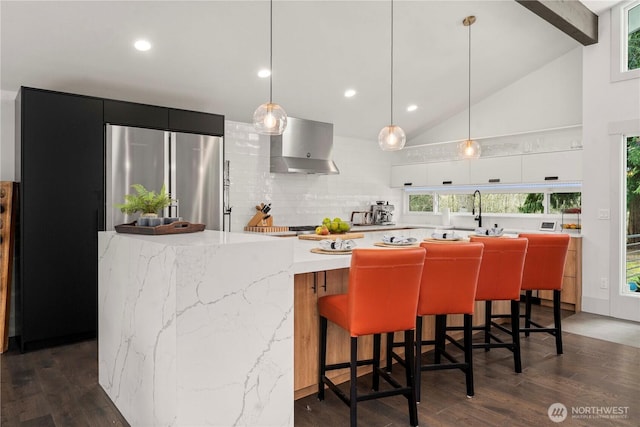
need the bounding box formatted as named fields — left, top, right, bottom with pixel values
left=258, top=69, right=271, bottom=78
left=407, top=104, right=418, bottom=112
left=344, top=89, right=357, bottom=98
left=134, top=39, right=151, bottom=51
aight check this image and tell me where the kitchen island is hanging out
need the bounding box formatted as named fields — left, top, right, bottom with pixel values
left=98, top=227, right=582, bottom=421
left=98, top=230, right=294, bottom=427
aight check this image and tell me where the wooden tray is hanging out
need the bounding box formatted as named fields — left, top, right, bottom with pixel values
left=298, top=232, right=364, bottom=241
left=423, top=237, right=468, bottom=243
left=115, top=221, right=205, bottom=235
left=310, top=248, right=353, bottom=255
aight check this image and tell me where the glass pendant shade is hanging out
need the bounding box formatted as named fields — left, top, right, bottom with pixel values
left=253, top=102, right=287, bottom=135
left=458, top=139, right=481, bottom=159
left=378, top=125, right=406, bottom=151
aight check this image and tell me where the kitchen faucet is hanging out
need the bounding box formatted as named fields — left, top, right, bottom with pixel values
left=472, top=190, right=482, bottom=228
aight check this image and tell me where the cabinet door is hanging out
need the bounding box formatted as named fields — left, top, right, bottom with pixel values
left=469, top=156, right=522, bottom=184
left=169, top=108, right=224, bottom=136
left=427, top=160, right=470, bottom=186
left=19, top=88, right=104, bottom=349
left=104, top=99, right=168, bottom=130
left=521, top=150, right=582, bottom=183
left=294, top=273, right=318, bottom=392
left=390, top=164, right=428, bottom=188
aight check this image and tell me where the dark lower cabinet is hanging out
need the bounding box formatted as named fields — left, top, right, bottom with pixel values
left=16, top=87, right=104, bottom=351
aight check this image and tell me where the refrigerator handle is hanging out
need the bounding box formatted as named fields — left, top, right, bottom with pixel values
left=169, top=199, right=180, bottom=218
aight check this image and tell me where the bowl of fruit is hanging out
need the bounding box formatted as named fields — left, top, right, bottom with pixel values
left=315, top=217, right=351, bottom=235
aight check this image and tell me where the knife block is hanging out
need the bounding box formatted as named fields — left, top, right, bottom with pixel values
left=259, top=216, right=274, bottom=227
left=247, top=211, right=266, bottom=227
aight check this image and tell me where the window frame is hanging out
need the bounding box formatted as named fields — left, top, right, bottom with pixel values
left=405, top=185, right=581, bottom=217
left=612, top=0, right=640, bottom=82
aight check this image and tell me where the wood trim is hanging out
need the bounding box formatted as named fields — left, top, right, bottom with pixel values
left=0, top=182, right=17, bottom=353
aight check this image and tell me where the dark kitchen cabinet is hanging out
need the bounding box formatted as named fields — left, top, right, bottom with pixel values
left=15, top=87, right=104, bottom=351
left=14, top=87, right=224, bottom=352
left=104, top=99, right=168, bottom=130
left=169, top=108, right=224, bottom=136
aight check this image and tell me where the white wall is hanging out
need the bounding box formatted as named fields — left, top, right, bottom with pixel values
left=1, top=91, right=16, bottom=181
left=410, top=47, right=583, bottom=145
left=225, top=121, right=401, bottom=231
left=582, top=8, right=640, bottom=318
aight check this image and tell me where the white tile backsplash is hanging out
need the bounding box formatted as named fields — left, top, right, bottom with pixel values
left=225, top=121, right=401, bottom=230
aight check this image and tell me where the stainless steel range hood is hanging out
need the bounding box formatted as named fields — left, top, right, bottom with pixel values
left=270, top=117, right=339, bottom=174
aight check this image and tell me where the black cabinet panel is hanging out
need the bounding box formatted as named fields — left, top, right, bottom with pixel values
left=104, top=99, right=168, bottom=130
left=18, top=87, right=103, bottom=350
left=169, top=108, right=224, bottom=136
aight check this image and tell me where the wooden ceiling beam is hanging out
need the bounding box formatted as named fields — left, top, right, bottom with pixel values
left=515, top=0, right=598, bottom=46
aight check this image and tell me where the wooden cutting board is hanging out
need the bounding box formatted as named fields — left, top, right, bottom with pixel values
left=298, top=232, right=364, bottom=240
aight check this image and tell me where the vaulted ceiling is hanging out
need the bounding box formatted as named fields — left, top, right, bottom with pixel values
left=0, top=1, right=617, bottom=142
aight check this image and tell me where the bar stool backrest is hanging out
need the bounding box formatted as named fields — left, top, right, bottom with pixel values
left=416, top=242, right=484, bottom=316
left=469, top=237, right=528, bottom=301
left=518, top=234, right=571, bottom=291
left=347, top=248, right=426, bottom=336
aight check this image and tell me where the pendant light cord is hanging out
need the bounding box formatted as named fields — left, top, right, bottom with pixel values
left=269, top=0, right=273, bottom=104
left=467, top=18, right=471, bottom=142
left=390, top=0, right=394, bottom=126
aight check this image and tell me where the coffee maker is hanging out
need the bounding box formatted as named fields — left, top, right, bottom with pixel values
left=371, top=201, right=395, bottom=225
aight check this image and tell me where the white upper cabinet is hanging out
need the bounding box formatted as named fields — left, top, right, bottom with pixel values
left=469, top=156, right=522, bottom=184
left=426, top=160, right=470, bottom=186
left=521, top=150, right=582, bottom=183
left=390, top=164, right=428, bottom=188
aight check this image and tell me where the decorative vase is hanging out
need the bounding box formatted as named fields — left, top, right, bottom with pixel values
left=138, top=212, right=158, bottom=226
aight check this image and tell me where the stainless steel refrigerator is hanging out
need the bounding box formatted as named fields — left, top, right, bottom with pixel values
left=105, top=124, right=223, bottom=230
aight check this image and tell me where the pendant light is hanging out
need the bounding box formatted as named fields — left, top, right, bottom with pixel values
left=458, top=15, right=480, bottom=159
left=378, top=0, right=406, bottom=151
left=253, top=0, right=287, bottom=135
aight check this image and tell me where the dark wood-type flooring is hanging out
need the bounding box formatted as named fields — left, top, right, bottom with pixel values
left=2, top=305, right=638, bottom=426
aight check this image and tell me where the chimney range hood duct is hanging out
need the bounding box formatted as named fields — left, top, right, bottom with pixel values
left=270, top=117, right=339, bottom=174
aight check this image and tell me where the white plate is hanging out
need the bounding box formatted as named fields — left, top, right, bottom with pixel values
left=382, top=241, right=417, bottom=246
left=468, top=233, right=503, bottom=238
left=429, top=236, right=461, bottom=241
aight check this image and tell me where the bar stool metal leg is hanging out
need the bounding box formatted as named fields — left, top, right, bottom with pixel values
left=404, top=330, right=419, bottom=427
left=414, top=317, right=423, bottom=402
left=524, top=290, right=533, bottom=337
left=463, top=313, right=474, bottom=397
left=318, top=316, right=328, bottom=400
left=372, top=334, right=381, bottom=391
left=350, top=337, right=358, bottom=427
left=510, top=300, right=522, bottom=373
left=553, top=290, right=563, bottom=354
left=484, top=301, right=492, bottom=352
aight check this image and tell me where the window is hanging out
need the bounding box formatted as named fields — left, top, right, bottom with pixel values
left=408, top=194, right=433, bottom=212
left=438, top=193, right=544, bottom=214
left=407, top=190, right=580, bottom=214
left=549, top=192, right=582, bottom=214
left=627, top=2, right=640, bottom=71
left=625, top=136, right=640, bottom=291
left=613, top=0, right=640, bottom=81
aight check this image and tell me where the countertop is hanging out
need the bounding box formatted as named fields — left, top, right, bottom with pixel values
left=290, top=226, right=581, bottom=274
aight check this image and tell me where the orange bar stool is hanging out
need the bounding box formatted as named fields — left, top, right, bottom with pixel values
left=518, top=233, right=570, bottom=354
left=465, top=236, right=528, bottom=373
left=386, top=242, right=484, bottom=401
left=318, top=248, right=426, bottom=427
